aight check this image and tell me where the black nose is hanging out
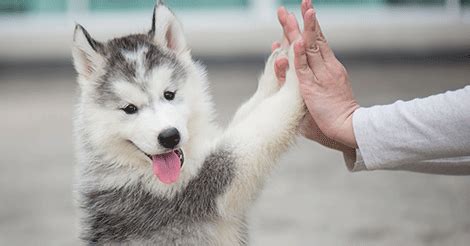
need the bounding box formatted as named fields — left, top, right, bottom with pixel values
left=158, top=128, right=180, bottom=149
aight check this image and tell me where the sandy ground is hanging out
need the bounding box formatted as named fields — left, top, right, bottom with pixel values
left=0, top=58, right=469, bottom=245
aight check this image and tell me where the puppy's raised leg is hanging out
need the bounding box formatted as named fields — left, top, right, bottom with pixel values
left=217, top=46, right=306, bottom=217
left=228, top=49, right=286, bottom=127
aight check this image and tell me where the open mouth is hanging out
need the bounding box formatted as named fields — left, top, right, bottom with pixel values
left=144, top=148, right=184, bottom=185
left=144, top=149, right=184, bottom=168
left=127, top=140, right=185, bottom=185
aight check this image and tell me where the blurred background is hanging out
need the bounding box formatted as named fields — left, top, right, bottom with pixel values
left=1, top=0, right=469, bottom=245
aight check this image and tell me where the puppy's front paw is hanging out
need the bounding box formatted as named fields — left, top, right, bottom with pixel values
left=281, top=44, right=302, bottom=97
left=258, top=48, right=288, bottom=96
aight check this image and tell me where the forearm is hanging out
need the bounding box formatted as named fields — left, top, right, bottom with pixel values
left=350, top=86, right=470, bottom=171
left=344, top=149, right=470, bottom=175
left=230, top=49, right=285, bottom=128
left=229, top=91, right=263, bottom=128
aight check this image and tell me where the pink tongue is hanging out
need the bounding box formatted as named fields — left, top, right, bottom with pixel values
left=152, top=151, right=181, bottom=184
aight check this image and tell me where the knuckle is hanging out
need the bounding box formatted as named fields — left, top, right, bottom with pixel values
left=328, top=63, right=346, bottom=78
left=307, top=43, right=320, bottom=53
left=299, top=64, right=313, bottom=76
left=316, top=32, right=327, bottom=42
left=321, top=72, right=334, bottom=82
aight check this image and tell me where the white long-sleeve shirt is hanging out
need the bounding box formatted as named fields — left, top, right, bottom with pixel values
left=345, top=85, right=470, bottom=175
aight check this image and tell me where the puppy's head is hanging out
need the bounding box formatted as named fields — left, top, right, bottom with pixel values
left=73, top=3, right=205, bottom=185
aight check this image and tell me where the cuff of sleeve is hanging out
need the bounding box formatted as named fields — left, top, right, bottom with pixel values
left=352, top=107, right=380, bottom=170
left=343, top=148, right=367, bottom=172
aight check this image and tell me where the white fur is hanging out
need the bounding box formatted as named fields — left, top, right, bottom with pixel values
left=73, top=4, right=305, bottom=244
left=152, top=4, right=187, bottom=54
left=122, top=47, right=148, bottom=81
left=72, top=26, right=106, bottom=82
left=217, top=46, right=305, bottom=217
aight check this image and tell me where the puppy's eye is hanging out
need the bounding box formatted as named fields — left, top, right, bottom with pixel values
left=164, top=91, right=175, bottom=101
left=121, top=104, right=138, bottom=114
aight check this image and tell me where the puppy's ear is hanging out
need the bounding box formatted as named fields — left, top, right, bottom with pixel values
left=72, top=24, right=105, bottom=80
left=149, top=2, right=188, bottom=54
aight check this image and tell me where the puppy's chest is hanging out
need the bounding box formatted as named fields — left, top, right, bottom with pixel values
left=80, top=147, right=238, bottom=243
left=81, top=186, right=215, bottom=239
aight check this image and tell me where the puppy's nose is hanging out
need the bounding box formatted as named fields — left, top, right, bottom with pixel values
left=158, top=128, right=180, bottom=149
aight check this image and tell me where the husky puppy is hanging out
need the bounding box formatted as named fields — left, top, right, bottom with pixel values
left=73, top=1, right=305, bottom=245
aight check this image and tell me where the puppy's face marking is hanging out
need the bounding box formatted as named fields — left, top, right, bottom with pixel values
left=73, top=28, right=193, bottom=168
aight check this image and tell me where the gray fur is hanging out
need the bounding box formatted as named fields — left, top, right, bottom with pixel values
left=74, top=24, right=104, bottom=53
left=75, top=3, right=259, bottom=245
left=238, top=218, right=249, bottom=245
left=80, top=147, right=237, bottom=244
left=92, top=34, right=187, bottom=107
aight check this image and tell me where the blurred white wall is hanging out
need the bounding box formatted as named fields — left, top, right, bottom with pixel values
left=0, top=0, right=469, bottom=61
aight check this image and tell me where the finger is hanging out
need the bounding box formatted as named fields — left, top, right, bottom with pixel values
left=302, top=9, right=319, bottom=53
left=275, top=57, right=289, bottom=86
left=301, top=0, right=308, bottom=18
left=277, top=7, right=291, bottom=47
left=284, top=13, right=301, bottom=44
left=293, top=39, right=316, bottom=84
left=309, top=9, right=337, bottom=62
left=278, top=7, right=301, bottom=45
left=302, top=9, right=327, bottom=73
left=280, top=35, right=289, bottom=49
left=271, top=41, right=281, bottom=52
left=277, top=6, right=288, bottom=30
left=301, top=0, right=312, bottom=18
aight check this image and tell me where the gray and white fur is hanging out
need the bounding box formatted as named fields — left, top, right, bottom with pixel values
left=73, top=2, right=305, bottom=245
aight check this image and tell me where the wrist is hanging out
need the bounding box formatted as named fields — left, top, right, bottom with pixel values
left=333, top=107, right=359, bottom=149
left=340, top=114, right=358, bottom=149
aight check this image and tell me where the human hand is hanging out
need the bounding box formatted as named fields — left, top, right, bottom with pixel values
left=270, top=42, right=351, bottom=152
left=275, top=0, right=360, bottom=148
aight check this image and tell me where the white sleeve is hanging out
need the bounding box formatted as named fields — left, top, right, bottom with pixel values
left=347, top=85, right=470, bottom=174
